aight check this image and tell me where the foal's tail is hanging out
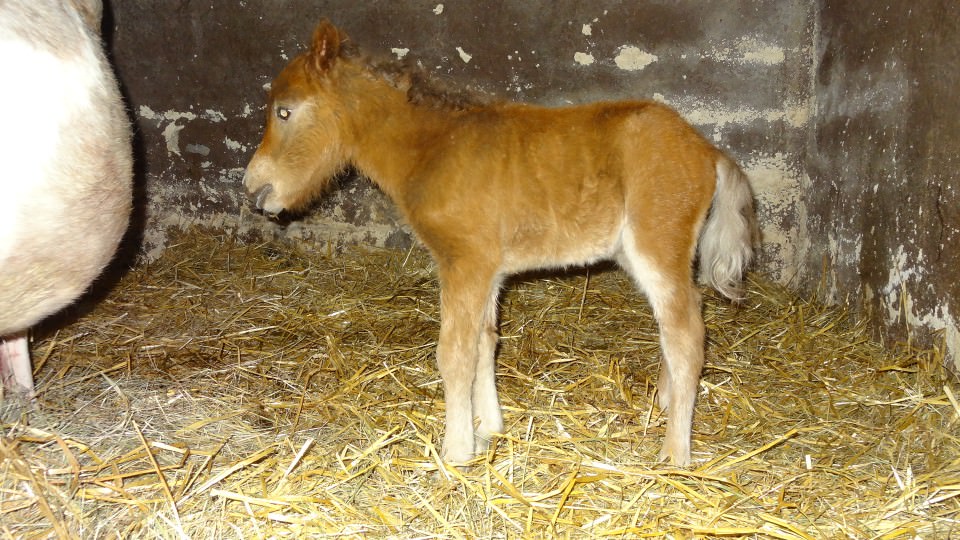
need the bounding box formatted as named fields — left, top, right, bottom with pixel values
left=697, top=154, right=756, bottom=300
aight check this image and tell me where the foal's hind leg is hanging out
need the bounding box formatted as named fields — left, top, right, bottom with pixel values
left=618, top=239, right=705, bottom=467
left=653, top=284, right=703, bottom=466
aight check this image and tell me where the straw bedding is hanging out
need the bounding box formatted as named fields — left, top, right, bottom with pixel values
left=1, top=227, right=958, bottom=538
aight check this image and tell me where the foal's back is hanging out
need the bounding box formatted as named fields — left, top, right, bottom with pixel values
left=401, top=99, right=720, bottom=275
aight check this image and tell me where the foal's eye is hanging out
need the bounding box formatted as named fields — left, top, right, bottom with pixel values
left=276, top=107, right=291, bottom=120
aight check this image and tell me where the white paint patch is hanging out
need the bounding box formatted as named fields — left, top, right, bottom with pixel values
left=203, top=109, right=227, bottom=123
left=162, top=123, right=185, bottom=156
left=828, top=231, right=863, bottom=271
left=582, top=23, right=592, bottom=36
left=455, top=46, right=472, bottom=63
left=216, top=167, right=245, bottom=184
left=433, top=4, right=444, bottom=15
left=743, top=44, right=786, bottom=65
left=224, top=137, right=247, bottom=153
left=939, top=312, right=960, bottom=372
left=164, top=110, right=197, bottom=122
left=138, top=105, right=198, bottom=124
left=707, top=37, right=786, bottom=66
left=746, top=153, right=801, bottom=214
left=139, top=106, right=200, bottom=157
left=878, top=247, right=960, bottom=370
left=742, top=152, right=806, bottom=278
left=138, top=104, right=158, bottom=119
left=391, top=47, right=410, bottom=59
left=574, top=52, right=595, bottom=66
left=614, top=45, right=658, bottom=71
left=656, top=95, right=812, bottom=142
left=783, top=102, right=811, bottom=128
left=882, top=245, right=923, bottom=325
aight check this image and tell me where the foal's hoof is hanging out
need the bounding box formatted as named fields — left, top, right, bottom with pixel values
left=441, top=450, right=475, bottom=469
left=440, top=442, right=482, bottom=472
left=658, top=445, right=691, bottom=468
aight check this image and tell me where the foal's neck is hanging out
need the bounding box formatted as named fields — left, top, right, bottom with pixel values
left=339, top=64, right=459, bottom=201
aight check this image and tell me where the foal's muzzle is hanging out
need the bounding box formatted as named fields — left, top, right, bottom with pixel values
left=248, top=183, right=288, bottom=221
left=250, top=184, right=274, bottom=211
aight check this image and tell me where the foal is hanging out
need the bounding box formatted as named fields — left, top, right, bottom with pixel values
left=244, top=20, right=755, bottom=467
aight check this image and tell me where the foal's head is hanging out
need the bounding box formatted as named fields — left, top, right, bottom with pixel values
left=244, top=20, right=350, bottom=217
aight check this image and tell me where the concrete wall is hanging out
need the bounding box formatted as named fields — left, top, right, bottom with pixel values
left=806, top=0, right=960, bottom=365
left=109, top=1, right=813, bottom=266
left=102, top=1, right=958, bottom=369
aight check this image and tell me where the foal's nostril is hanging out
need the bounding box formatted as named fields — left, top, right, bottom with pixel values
left=251, top=184, right=274, bottom=210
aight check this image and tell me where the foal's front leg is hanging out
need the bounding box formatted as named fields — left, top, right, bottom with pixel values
left=436, top=267, right=496, bottom=464
left=472, top=282, right=504, bottom=451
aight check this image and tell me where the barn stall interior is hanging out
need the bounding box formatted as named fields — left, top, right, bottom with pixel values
left=2, top=0, right=958, bottom=538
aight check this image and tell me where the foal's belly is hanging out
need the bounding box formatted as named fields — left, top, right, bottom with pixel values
left=500, top=217, right=624, bottom=274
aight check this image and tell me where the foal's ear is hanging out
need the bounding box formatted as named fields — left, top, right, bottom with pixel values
left=308, top=19, right=345, bottom=74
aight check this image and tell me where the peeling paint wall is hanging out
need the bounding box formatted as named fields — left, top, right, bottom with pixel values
left=102, top=1, right=958, bottom=369
left=806, top=0, right=960, bottom=370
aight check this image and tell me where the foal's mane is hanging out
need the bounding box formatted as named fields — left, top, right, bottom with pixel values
left=343, top=44, right=490, bottom=111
